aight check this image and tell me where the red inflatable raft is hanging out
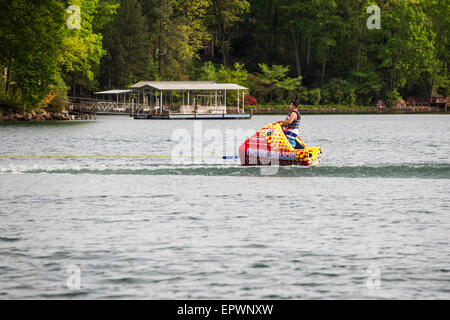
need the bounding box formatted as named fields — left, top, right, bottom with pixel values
left=238, top=122, right=322, bottom=166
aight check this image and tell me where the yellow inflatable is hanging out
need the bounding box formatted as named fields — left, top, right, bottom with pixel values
left=238, top=122, right=322, bottom=166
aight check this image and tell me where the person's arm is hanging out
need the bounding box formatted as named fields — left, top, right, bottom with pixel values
left=278, top=112, right=297, bottom=125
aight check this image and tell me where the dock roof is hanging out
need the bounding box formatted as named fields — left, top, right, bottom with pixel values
left=94, top=89, right=133, bottom=95
left=130, top=81, right=247, bottom=91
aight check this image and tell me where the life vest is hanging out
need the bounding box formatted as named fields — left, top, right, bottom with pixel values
left=285, top=110, right=301, bottom=135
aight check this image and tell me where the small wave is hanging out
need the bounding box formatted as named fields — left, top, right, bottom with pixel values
left=0, top=164, right=448, bottom=178
left=0, top=237, right=21, bottom=242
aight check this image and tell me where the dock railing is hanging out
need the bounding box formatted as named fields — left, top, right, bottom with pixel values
left=67, top=97, right=150, bottom=115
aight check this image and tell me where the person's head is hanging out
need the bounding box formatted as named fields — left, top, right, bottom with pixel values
left=290, top=100, right=298, bottom=110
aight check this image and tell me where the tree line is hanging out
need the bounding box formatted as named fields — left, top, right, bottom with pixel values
left=0, top=0, right=448, bottom=112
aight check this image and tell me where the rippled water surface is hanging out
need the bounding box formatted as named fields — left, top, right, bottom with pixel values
left=0, top=114, right=449, bottom=299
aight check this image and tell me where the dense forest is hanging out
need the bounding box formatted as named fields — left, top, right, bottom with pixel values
left=0, top=0, right=448, bottom=112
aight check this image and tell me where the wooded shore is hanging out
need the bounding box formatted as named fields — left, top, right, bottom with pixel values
left=250, top=105, right=446, bottom=115
left=0, top=110, right=75, bottom=121
left=1, top=106, right=447, bottom=121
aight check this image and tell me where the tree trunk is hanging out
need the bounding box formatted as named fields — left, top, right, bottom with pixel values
left=356, top=43, right=361, bottom=83
left=5, top=57, right=11, bottom=95
left=158, top=19, right=162, bottom=77
left=293, top=31, right=302, bottom=77
left=301, top=33, right=305, bottom=66
left=222, top=37, right=228, bottom=66
left=127, top=34, right=131, bottom=85
left=272, top=8, right=278, bottom=53
left=211, top=36, right=215, bottom=59
left=212, top=0, right=227, bottom=66
left=321, top=49, right=326, bottom=87
left=107, top=59, right=111, bottom=90
left=72, top=71, right=76, bottom=97
left=2, top=67, right=5, bottom=93
left=268, top=0, right=273, bottom=53
left=306, top=37, right=311, bottom=66
left=356, top=44, right=361, bottom=73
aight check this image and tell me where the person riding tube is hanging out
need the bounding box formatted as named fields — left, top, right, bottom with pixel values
left=277, top=100, right=301, bottom=148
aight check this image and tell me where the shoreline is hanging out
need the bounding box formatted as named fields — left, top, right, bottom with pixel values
left=0, top=110, right=75, bottom=121
left=248, top=105, right=447, bottom=115
left=0, top=108, right=447, bottom=121
left=250, top=110, right=448, bottom=115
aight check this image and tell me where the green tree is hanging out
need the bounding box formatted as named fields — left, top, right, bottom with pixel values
left=206, top=0, right=249, bottom=66
left=257, top=64, right=289, bottom=102
left=0, top=0, right=67, bottom=111
left=62, top=0, right=118, bottom=96
left=140, top=0, right=211, bottom=80
left=100, top=0, right=152, bottom=88
left=422, top=0, right=449, bottom=96
left=377, top=0, right=436, bottom=94
left=198, top=61, right=217, bottom=80
left=257, top=64, right=301, bottom=102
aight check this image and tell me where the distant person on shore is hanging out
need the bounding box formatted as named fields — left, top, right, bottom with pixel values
left=277, top=100, right=301, bottom=148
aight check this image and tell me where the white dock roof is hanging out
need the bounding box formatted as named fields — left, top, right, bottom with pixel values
left=94, top=89, right=133, bottom=95
left=130, top=81, right=247, bottom=90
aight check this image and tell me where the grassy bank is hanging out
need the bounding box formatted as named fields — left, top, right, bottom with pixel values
left=247, top=104, right=443, bottom=115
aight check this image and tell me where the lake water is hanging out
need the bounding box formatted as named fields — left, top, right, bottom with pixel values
left=0, top=114, right=449, bottom=299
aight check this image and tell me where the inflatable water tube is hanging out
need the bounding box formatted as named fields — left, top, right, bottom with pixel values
left=238, top=122, right=322, bottom=166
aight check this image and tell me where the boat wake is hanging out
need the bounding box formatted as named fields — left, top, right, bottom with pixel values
left=1, top=164, right=449, bottom=179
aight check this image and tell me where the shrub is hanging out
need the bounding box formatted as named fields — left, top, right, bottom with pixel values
left=199, top=61, right=216, bottom=81
left=0, top=94, right=23, bottom=113
left=307, top=88, right=321, bottom=105
left=199, top=62, right=250, bottom=106
left=244, top=95, right=258, bottom=105
left=296, top=86, right=308, bottom=104
left=321, top=78, right=357, bottom=106
left=46, top=95, right=67, bottom=113
left=297, top=87, right=321, bottom=105
left=256, top=63, right=301, bottom=103
left=44, top=74, right=68, bottom=113
left=385, top=89, right=402, bottom=107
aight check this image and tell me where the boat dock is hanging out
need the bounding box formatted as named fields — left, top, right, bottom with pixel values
left=128, top=81, right=251, bottom=120
left=68, top=81, right=252, bottom=120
